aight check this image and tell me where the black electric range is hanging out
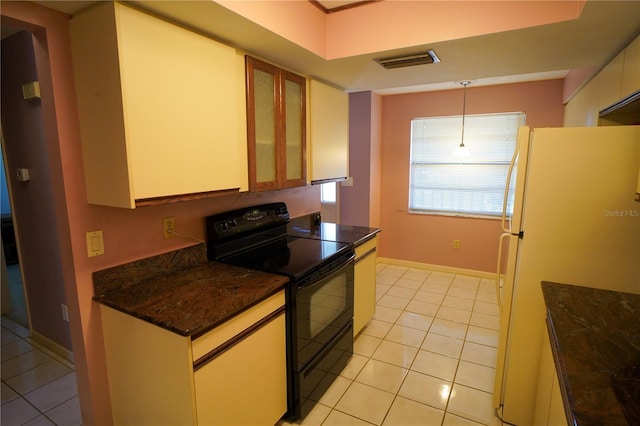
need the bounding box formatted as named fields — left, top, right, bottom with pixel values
left=205, top=203, right=355, bottom=421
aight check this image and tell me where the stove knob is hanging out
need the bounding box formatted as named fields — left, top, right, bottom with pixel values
left=229, top=219, right=238, bottom=227
left=219, top=222, right=228, bottom=231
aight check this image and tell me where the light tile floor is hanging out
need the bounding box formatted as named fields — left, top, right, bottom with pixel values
left=1, top=316, right=82, bottom=426
left=1, top=262, right=503, bottom=426
left=283, top=262, right=504, bottom=426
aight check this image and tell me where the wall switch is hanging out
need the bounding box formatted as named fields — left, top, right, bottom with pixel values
left=16, top=168, right=30, bottom=182
left=453, top=239, right=461, bottom=250
left=61, top=304, right=69, bottom=322
left=86, top=230, right=104, bottom=257
left=341, top=176, right=354, bottom=187
left=22, top=81, right=40, bottom=100
left=163, top=217, right=175, bottom=238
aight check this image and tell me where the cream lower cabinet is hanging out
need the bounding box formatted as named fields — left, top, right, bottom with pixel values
left=193, top=305, right=287, bottom=425
left=99, top=291, right=286, bottom=425
left=353, top=236, right=377, bottom=336
left=70, top=2, right=247, bottom=208
left=533, top=325, right=568, bottom=426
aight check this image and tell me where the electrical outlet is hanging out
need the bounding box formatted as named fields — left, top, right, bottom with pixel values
left=61, top=304, right=69, bottom=322
left=163, top=217, right=175, bottom=238
left=453, top=239, right=461, bottom=250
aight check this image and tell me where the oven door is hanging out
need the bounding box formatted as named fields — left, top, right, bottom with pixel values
left=288, top=252, right=355, bottom=420
left=294, top=253, right=354, bottom=371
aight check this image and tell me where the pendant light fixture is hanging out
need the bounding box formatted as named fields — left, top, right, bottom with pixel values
left=452, top=81, right=472, bottom=158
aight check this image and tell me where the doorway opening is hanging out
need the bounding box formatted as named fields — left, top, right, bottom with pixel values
left=1, top=144, right=28, bottom=327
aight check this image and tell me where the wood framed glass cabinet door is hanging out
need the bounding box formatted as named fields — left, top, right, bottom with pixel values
left=246, top=56, right=306, bottom=191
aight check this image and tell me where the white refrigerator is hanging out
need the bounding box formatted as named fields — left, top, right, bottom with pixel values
left=492, top=125, right=640, bottom=425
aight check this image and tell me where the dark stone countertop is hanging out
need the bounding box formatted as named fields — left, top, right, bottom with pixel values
left=93, top=244, right=289, bottom=339
left=287, top=214, right=381, bottom=246
left=541, top=281, right=640, bottom=426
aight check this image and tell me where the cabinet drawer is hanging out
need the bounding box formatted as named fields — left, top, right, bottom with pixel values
left=194, top=313, right=287, bottom=425
left=192, top=291, right=284, bottom=362
left=355, top=236, right=377, bottom=260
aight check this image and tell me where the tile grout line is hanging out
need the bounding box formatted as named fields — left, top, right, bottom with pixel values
left=376, top=268, right=434, bottom=426
left=1, top=320, right=79, bottom=426
left=377, top=266, right=499, bottom=426
left=440, top=275, right=481, bottom=425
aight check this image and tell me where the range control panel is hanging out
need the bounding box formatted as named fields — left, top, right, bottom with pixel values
left=206, top=202, right=289, bottom=243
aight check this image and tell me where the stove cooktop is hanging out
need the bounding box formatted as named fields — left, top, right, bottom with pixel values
left=288, top=221, right=376, bottom=245
left=217, top=235, right=351, bottom=281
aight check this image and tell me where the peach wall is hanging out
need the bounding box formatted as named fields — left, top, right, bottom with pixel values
left=216, top=0, right=585, bottom=61
left=563, top=66, right=597, bottom=103
left=216, top=0, right=327, bottom=56
left=379, top=79, right=565, bottom=272
left=2, top=2, right=321, bottom=424
left=1, top=3, right=102, bottom=423
left=326, top=1, right=584, bottom=59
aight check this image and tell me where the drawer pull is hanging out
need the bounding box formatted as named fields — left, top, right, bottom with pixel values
left=193, top=306, right=285, bottom=371
left=355, top=248, right=376, bottom=264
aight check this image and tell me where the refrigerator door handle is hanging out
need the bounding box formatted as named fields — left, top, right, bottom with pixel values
left=500, top=138, right=520, bottom=234
left=495, top=232, right=511, bottom=312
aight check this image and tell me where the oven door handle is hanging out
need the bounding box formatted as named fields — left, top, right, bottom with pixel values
left=296, top=252, right=355, bottom=291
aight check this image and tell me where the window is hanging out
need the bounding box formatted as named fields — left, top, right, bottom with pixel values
left=409, top=112, right=525, bottom=217
left=320, top=182, right=337, bottom=204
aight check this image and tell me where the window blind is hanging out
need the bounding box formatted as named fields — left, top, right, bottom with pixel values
left=409, top=112, right=525, bottom=216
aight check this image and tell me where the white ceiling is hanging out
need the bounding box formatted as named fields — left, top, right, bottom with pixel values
left=26, top=1, right=640, bottom=95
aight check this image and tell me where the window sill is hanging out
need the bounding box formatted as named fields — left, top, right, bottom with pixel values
left=408, top=210, right=504, bottom=220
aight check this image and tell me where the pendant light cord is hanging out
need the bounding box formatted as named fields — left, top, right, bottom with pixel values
left=460, top=81, right=469, bottom=148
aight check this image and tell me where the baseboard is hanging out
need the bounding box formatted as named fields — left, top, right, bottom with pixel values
left=29, top=330, right=75, bottom=367
left=377, top=257, right=497, bottom=280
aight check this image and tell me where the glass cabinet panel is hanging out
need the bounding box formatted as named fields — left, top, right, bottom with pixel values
left=253, top=69, right=277, bottom=183
left=285, top=77, right=303, bottom=181
left=246, top=56, right=306, bottom=191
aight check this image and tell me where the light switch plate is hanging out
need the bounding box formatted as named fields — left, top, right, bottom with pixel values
left=86, top=230, right=104, bottom=257
left=341, top=176, right=354, bottom=187
left=21, top=81, right=40, bottom=100
left=16, top=168, right=30, bottom=182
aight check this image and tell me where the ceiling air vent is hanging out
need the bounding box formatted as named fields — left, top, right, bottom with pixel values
left=375, top=50, right=440, bottom=69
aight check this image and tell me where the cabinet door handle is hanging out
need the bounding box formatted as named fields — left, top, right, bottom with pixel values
left=193, top=306, right=285, bottom=371
left=355, top=248, right=376, bottom=264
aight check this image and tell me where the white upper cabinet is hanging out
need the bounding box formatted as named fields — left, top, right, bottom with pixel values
left=309, top=80, right=349, bottom=183
left=620, top=35, right=640, bottom=100
left=70, top=2, right=247, bottom=208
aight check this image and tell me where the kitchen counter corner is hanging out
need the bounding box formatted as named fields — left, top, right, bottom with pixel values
left=541, top=281, right=640, bottom=426
left=288, top=215, right=381, bottom=246
left=92, top=244, right=289, bottom=338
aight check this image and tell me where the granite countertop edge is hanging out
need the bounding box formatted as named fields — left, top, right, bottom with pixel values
left=351, top=228, right=381, bottom=247
left=91, top=218, right=381, bottom=340
left=541, top=281, right=640, bottom=426
left=92, top=243, right=289, bottom=339
left=288, top=215, right=381, bottom=247
left=93, top=283, right=287, bottom=339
